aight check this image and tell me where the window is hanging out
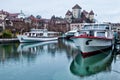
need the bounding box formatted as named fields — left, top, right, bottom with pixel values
left=97, top=32, right=105, bottom=37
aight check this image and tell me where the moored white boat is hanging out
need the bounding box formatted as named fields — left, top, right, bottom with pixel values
left=71, top=23, right=114, bottom=55
left=64, top=29, right=78, bottom=39
left=17, top=29, right=60, bottom=43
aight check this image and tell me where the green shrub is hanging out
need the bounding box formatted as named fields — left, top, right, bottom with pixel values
left=2, top=30, right=12, bottom=38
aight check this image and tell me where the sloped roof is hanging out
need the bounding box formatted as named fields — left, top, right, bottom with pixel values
left=65, top=10, right=72, bottom=15
left=28, top=15, right=48, bottom=22
left=9, top=13, right=19, bottom=17
left=82, top=10, right=88, bottom=15
left=72, top=4, right=82, bottom=9
left=9, top=18, right=22, bottom=22
left=89, top=10, right=94, bottom=15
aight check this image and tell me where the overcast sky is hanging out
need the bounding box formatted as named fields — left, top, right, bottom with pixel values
left=0, top=0, right=120, bottom=22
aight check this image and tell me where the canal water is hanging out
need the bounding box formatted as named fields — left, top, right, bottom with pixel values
left=0, top=39, right=120, bottom=80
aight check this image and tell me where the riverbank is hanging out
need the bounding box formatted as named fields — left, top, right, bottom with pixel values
left=0, top=38, right=19, bottom=43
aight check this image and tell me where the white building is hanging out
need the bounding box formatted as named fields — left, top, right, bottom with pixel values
left=72, top=4, right=82, bottom=19
left=18, top=10, right=26, bottom=19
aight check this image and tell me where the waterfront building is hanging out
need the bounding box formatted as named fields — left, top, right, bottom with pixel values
left=70, top=23, right=84, bottom=31
left=48, top=15, right=69, bottom=32
left=72, top=4, right=82, bottom=19
left=0, top=10, right=26, bottom=33
left=65, top=10, right=72, bottom=23
left=0, top=10, right=48, bottom=33
left=65, top=4, right=95, bottom=23
left=65, top=4, right=95, bottom=31
left=0, top=4, right=96, bottom=34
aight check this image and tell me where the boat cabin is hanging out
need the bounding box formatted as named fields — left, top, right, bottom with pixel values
left=78, top=24, right=113, bottom=38
left=24, top=29, right=60, bottom=37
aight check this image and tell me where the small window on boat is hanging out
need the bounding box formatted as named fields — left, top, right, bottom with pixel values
left=97, top=32, right=105, bottom=37
left=25, top=33, right=27, bottom=35
left=93, top=26, right=98, bottom=29
left=105, top=26, right=109, bottom=30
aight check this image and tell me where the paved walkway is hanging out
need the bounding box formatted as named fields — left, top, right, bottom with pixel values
left=0, top=38, right=19, bottom=43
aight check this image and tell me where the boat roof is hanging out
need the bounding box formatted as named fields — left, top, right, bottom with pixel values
left=30, top=28, right=47, bottom=32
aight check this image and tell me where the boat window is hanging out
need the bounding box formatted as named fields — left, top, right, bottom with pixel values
left=83, top=24, right=110, bottom=30
left=29, top=33, right=31, bottom=36
left=105, top=26, right=109, bottom=30
left=33, top=33, right=35, bottom=35
left=97, top=32, right=105, bottom=37
left=93, top=26, right=98, bottom=29
left=98, top=25, right=108, bottom=30
left=89, top=31, right=94, bottom=36
left=25, top=33, right=27, bottom=35
left=83, top=25, right=92, bottom=29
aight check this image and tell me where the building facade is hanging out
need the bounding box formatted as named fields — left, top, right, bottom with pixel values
left=65, top=4, right=95, bottom=31
left=65, top=4, right=95, bottom=23
left=70, top=23, right=84, bottom=31
left=72, top=4, right=82, bottom=19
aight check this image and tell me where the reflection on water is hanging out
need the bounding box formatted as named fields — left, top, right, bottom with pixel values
left=17, top=41, right=58, bottom=56
left=0, top=40, right=79, bottom=64
left=70, top=49, right=113, bottom=77
left=0, top=40, right=120, bottom=80
left=0, top=40, right=81, bottom=80
left=0, top=43, right=19, bottom=63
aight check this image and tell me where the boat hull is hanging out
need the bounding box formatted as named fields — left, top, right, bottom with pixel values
left=71, top=36, right=113, bottom=56
left=17, top=35, right=58, bottom=43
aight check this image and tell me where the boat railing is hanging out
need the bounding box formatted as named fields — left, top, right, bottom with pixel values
left=30, top=28, right=47, bottom=32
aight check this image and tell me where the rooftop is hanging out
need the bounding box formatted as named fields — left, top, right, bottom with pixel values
left=89, top=10, right=94, bottom=15
left=72, top=4, right=82, bottom=9
left=65, top=10, right=72, bottom=15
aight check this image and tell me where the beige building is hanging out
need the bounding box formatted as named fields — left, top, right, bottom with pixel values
left=70, top=23, right=84, bottom=31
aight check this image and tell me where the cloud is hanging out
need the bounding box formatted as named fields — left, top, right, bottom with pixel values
left=0, top=0, right=120, bottom=22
